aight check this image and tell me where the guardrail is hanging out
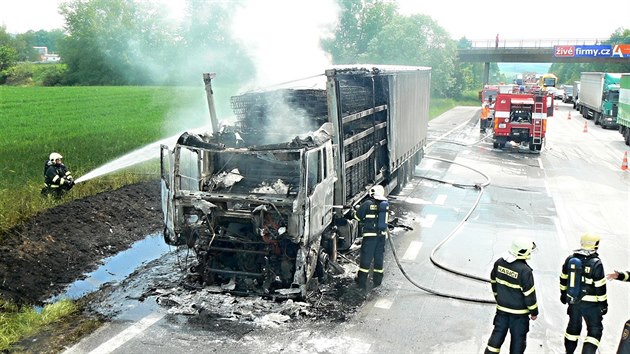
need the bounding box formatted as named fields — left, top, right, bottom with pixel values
left=468, top=39, right=607, bottom=48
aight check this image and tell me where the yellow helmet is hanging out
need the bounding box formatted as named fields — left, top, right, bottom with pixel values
left=580, top=233, right=600, bottom=251
left=509, top=237, right=536, bottom=260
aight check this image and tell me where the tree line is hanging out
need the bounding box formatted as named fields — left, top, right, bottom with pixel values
left=1, top=0, right=628, bottom=96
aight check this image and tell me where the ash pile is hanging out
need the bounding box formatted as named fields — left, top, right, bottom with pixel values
left=149, top=245, right=366, bottom=327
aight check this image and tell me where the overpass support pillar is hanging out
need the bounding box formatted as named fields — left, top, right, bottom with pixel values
left=483, top=62, right=490, bottom=84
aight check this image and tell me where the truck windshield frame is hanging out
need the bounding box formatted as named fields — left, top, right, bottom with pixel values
left=176, top=146, right=303, bottom=197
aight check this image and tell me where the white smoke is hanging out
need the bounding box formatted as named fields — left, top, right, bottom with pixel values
left=231, top=0, right=339, bottom=89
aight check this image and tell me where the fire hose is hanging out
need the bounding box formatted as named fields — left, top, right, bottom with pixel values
left=386, top=154, right=497, bottom=304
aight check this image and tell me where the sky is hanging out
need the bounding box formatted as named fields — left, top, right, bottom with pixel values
left=1, top=0, right=628, bottom=40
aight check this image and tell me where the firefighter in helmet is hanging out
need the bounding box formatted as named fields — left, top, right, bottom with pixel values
left=41, top=152, right=75, bottom=198
left=560, top=233, right=608, bottom=354
left=606, top=269, right=630, bottom=353
left=354, top=184, right=389, bottom=290
left=484, top=237, right=538, bottom=354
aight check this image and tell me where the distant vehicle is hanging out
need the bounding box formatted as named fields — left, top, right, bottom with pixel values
left=492, top=91, right=552, bottom=151
left=562, top=85, right=574, bottom=103
left=616, top=74, right=630, bottom=145
left=538, top=73, right=558, bottom=91
left=572, top=81, right=581, bottom=109
left=576, top=72, right=622, bottom=129
left=553, top=88, right=564, bottom=100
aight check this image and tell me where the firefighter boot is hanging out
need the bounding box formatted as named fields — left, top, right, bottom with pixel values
left=356, top=271, right=368, bottom=289
left=373, top=272, right=384, bottom=287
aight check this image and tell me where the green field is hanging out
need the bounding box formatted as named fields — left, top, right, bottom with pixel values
left=0, top=85, right=220, bottom=233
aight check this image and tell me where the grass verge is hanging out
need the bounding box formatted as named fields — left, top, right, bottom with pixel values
left=0, top=299, right=77, bottom=352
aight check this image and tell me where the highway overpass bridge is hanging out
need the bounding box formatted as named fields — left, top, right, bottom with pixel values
left=459, top=39, right=629, bottom=83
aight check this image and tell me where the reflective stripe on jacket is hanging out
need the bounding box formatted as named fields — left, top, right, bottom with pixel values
left=490, top=257, right=538, bottom=316
left=355, top=198, right=388, bottom=236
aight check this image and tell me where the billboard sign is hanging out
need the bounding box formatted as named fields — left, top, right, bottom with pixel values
left=554, top=44, right=630, bottom=58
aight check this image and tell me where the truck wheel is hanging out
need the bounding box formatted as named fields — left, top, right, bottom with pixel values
left=493, top=141, right=498, bottom=149
left=529, top=142, right=536, bottom=151
left=594, top=113, right=599, bottom=125
left=626, top=131, right=630, bottom=146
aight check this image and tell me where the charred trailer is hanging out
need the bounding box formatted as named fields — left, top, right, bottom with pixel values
left=160, top=66, right=430, bottom=297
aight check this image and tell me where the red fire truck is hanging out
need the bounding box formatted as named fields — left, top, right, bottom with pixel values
left=492, top=91, right=553, bottom=151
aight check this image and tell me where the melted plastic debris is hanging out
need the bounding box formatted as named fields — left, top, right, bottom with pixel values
left=212, top=168, right=244, bottom=189
left=251, top=179, right=289, bottom=194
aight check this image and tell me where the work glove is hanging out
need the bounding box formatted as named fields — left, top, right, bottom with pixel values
left=601, top=303, right=608, bottom=316
left=560, top=293, right=567, bottom=305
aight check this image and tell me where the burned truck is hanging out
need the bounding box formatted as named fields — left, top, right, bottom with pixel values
left=160, top=66, right=430, bottom=297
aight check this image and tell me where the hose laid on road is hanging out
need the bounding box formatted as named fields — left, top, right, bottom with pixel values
left=386, top=132, right=497, bottom=303
left=387, top=235, right=495, bottom=304
left=424, top=155, right=492, bottom=283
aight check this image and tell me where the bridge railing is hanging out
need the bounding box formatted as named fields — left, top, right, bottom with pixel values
left=469, top=39, right=606, bottom=48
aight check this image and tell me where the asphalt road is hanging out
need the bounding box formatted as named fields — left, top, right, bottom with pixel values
left=63, top=103, right=630, bottom=354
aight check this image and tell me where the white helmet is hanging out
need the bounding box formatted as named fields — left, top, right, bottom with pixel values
left=369, top=185, right=386, bottom=200
left=49, top=152, right=63, bottom=161
left=509, top=237, right=536, bottom=260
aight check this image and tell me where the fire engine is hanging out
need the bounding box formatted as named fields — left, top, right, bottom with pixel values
left=492, top=91, right=553, bottom=151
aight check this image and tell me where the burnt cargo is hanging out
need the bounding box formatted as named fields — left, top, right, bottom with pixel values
left=160, top=65, right=430, bottom=297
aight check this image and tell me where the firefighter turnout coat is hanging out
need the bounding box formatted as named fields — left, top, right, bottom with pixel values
left=490, top=257, right=539, bottom=317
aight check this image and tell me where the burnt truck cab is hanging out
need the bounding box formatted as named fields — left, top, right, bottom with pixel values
left=161, top=123, right=337, bottom=298
left=161, top=124, right=336, bottom=295
left=492, top=92, right=549, bottom=151
left=160, top=66, right=430, bottom=298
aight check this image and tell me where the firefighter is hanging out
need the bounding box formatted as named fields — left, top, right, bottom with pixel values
left=606, top=270, right=630, bottom=354
left=484, top=237, right=538, bottom=354
left=559, top=233, right=608, bottom=354
left=41, top=152, right=75, bottom=198
left=354, top=184, right=389, bottom=290
left=480, top=103, right=490, bottom=133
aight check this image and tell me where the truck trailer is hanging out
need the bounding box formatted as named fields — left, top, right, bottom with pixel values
left=577, top=72, right=621, bottom=129
left=160, top=66, right=430, bottom=297
left=617, top=74, right=630, bottom=146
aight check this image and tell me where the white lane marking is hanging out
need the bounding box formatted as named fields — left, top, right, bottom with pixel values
left=420, top=214, right=437, bottom=228
left=89, top=312, right=164, bottom=354
left=373, top=298, right=393, bottom=309
left=434, top=194, right=447, bottom=205
left=544, top=179, right=551, bottom=198
left=538, top=157, right=544, bottom=170
left=554, top=217, right=568, bottom=252
left=402, top=241, right=423, bottom=261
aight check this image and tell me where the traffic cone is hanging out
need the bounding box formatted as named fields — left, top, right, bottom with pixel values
left=583, top=122, right=588, bottom=133
left=622, top=151, right=628, bottom=171
left=568, top=111, right=571, bottom=120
